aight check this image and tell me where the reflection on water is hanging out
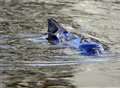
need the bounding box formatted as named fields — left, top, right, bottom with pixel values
left=0, top=0, right=120, bottom=88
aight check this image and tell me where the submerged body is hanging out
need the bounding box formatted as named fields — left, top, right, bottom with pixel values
left=47, top=18, right=105, bottom=56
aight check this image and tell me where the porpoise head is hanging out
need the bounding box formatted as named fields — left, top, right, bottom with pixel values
left=47, top=18, right=67, bottom=44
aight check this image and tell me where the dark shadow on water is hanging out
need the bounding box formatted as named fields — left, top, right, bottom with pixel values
left=2, top=66, right=76, bottom=88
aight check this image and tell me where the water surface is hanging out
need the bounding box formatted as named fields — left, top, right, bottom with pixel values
left=0, top=0, right=120, bottom=88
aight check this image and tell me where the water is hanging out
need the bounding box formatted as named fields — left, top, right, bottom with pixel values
left=0, top=0, right=120, bottom=88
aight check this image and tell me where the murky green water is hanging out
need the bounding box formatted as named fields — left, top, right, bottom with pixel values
left=0, top=0, right=120, bottom=88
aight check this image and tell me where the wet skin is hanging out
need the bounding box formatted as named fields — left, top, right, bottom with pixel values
left=47, top=18, right=104, bottom=56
